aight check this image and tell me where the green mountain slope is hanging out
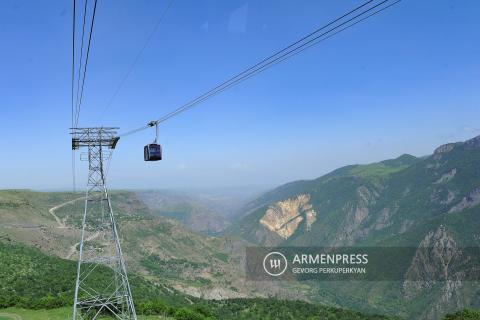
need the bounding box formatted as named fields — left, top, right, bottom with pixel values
left=230, top=153, right=422, bottom=245
left=229, top=135, right=480, bottom=319
left=232, top=137, right=480, bottom=247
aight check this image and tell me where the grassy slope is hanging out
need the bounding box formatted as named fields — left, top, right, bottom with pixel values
left=0, top=190, right=79, bottom=257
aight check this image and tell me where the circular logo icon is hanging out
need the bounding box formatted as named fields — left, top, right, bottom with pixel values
left=263, top=251, right=288, bottom=277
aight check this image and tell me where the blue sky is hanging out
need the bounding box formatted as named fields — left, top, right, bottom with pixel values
left=0, top=0, right=479, bottom=190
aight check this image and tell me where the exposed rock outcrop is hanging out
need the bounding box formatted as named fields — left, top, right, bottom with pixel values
left=174, top=285, right=248, bottom=300
left=434, top=143, right=458, bottom=155
left=449, top=187, right=480, bottom=213
left=399, top=219, right=414, bottom=234
left=259, top=194, right=316, bottom=239
left=331, top=186, right=381, bottom=245
left=374, top=207, right=393, bottom=230
left=403, top=226, right=467, bottom=319
left=404, top=226, right=459, bottom=286
left=435, top=168, right=457, bottom=184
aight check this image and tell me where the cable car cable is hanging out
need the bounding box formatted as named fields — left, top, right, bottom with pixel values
left=118, top=0, right=380, bottom=136
left=99, top=0, right=176, bottom=122
left=151, top=0, right=394, bottom=124
left=72, top=0, right=77, bottom=130
left=166, top=0, right=402, bottom=117
left=119, top=0, right=398, bottom=137
left=119, top=0, right=400, bottom=138
left=146, top=0, right=377, bottom=126
left=74, top=0, right=89, bottom=128
left=274, top=0, right=401, bottom=70
left=75, top=0, right=98, bottom=127
left=105, top=0, right=365, bottom=123
left=72, top=0, right=77, bottom=193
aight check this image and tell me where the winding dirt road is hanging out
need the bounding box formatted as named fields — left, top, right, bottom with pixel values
left=65, top=231, right=100, bottom=260
left=48, top=197, right=84, bottom=229
left=48, top=197, right=101, bottom=259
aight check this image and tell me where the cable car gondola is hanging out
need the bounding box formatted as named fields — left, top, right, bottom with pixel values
left=144, top=121, right=162, bottom=161
left=144, top=143, right=162, bottom=161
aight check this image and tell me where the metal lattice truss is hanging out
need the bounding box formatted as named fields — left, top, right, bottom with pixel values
left=71, top=128, right=137, bottom=320
left=72, top=127, right=120, bottom=150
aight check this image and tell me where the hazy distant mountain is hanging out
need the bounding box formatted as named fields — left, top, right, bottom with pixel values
left=136, top=188, right=261, bottom=234
left=136, top=190, right=230, bottom=234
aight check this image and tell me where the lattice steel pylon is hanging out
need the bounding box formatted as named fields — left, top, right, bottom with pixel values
left=71, top=127, right=137, bottom=320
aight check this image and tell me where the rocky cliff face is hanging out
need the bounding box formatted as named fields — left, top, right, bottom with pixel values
left=404, top=226, right=460, bottom=292
left=403, top=226, right=472, bottom=320
left=332, top=185, right=379, bottom=245
left=259, top=194, right=316, bottom=239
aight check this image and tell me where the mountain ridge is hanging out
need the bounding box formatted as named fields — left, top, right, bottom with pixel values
left=228, top=135, right=480, bottom=319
